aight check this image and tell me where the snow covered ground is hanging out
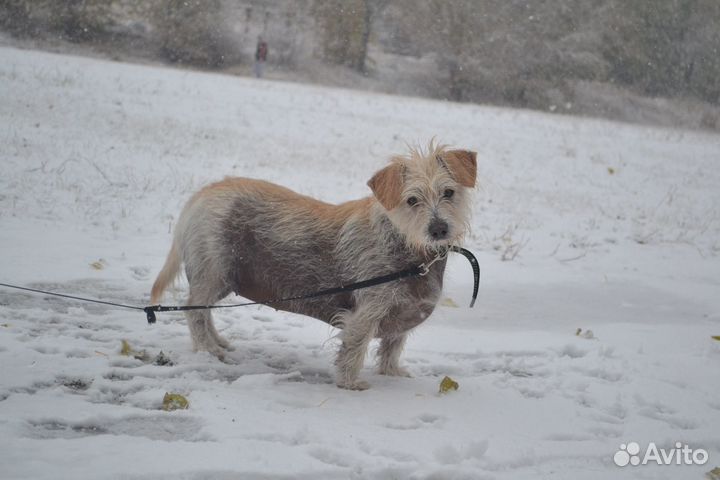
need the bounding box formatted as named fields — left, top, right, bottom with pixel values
left=1, top=46, right=719, bottom=479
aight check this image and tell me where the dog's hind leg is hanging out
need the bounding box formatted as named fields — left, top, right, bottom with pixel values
left=207, top=316, right=232, bottom=350
left=377, top=334, right=411, bottom=377
left=186, top=280, right=232, bottom=359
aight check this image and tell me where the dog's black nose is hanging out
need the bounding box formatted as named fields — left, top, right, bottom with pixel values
left=429, top=219, right=449, bottom=240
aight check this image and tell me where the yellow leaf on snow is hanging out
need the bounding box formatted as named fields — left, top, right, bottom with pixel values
left=439, top=376, right=459, bottom=394
left=163, top=393, right=189, bottom=411
left=90, top=259, right=106, bottom=270
left=440, top=297, right=458, bottom=308
left=120, top=339, right=132, bottom=356
left=705, top=466, right=720, bottom=480
left=120, top=339, right=150, bottom=361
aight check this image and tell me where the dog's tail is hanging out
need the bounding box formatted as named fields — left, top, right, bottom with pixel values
left=151, top=241, right=181, bottom=304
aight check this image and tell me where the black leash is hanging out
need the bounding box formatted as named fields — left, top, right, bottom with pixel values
left=450, top=246, right=480, bottom=308
left=0, top=247, right=480, bottom=324
left=0, top=282, right=145, bottom=313
left=141, top=263, right=428, bottom=324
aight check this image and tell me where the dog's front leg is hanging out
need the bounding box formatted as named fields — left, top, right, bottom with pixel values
left=335, top=303, right=382, bottom=391
left=377, top=334, right=411, bottom=377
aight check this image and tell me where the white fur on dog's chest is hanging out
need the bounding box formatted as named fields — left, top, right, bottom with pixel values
left=375, top=261, right=445, bottom=337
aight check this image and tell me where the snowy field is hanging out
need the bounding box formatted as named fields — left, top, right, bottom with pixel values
left=1, top=46, right=719, bottom=479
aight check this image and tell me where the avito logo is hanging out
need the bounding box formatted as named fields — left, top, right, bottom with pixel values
left=614, top=442, right=708, bottom=467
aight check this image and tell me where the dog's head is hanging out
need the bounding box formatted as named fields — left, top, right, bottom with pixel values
left=368, top=143, right=476, bottom=252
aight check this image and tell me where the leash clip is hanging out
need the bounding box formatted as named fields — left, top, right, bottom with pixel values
left=419, top=248, right=449, bottom=276
left=144, top=306, right=158, bottom=324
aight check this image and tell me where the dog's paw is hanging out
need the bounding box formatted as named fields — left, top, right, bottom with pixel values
left=216, top=336, right=233, bottom=350
left=210, top=348, right=226, bottom=362
left=195, top=343, right=227, bottom=361
left=336, top=379, right=371, bottom=391
left=378, top=365, right=412, bottom=377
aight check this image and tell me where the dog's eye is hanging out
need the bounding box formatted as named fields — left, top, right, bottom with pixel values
left=443, top=189, right=455, bottom=199
left=406, top=196, right=419, bottom=206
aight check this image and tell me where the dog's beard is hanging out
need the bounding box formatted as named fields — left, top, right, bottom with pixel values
left=403, top=227, right=465, bottom=256
left=427, top=230, right=465, bottom=251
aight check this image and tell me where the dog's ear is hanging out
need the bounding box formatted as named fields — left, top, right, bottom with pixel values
left=367, top=162, right=404, bottom=210
left=441, top=150, right=477, bottom=188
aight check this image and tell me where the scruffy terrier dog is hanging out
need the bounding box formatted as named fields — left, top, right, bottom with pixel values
left=151, top=143, right=476, bottom=390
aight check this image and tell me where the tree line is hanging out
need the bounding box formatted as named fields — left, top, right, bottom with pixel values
left=2, top=0, right=718, bottom=109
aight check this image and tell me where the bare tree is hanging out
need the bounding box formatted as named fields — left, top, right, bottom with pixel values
left=153, top=0, right=229, bottom=68
left=314, top=0, right=367, bottom=71
left=0, top=0, right=114, bottom=41
left=427, top=0, right=478, bottom=101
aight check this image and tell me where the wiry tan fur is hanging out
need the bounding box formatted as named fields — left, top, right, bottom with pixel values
left=151, top=141, right=476, bottom=390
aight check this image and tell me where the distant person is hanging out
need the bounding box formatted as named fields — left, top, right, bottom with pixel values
left=254, top=37, right=268, bottom=78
